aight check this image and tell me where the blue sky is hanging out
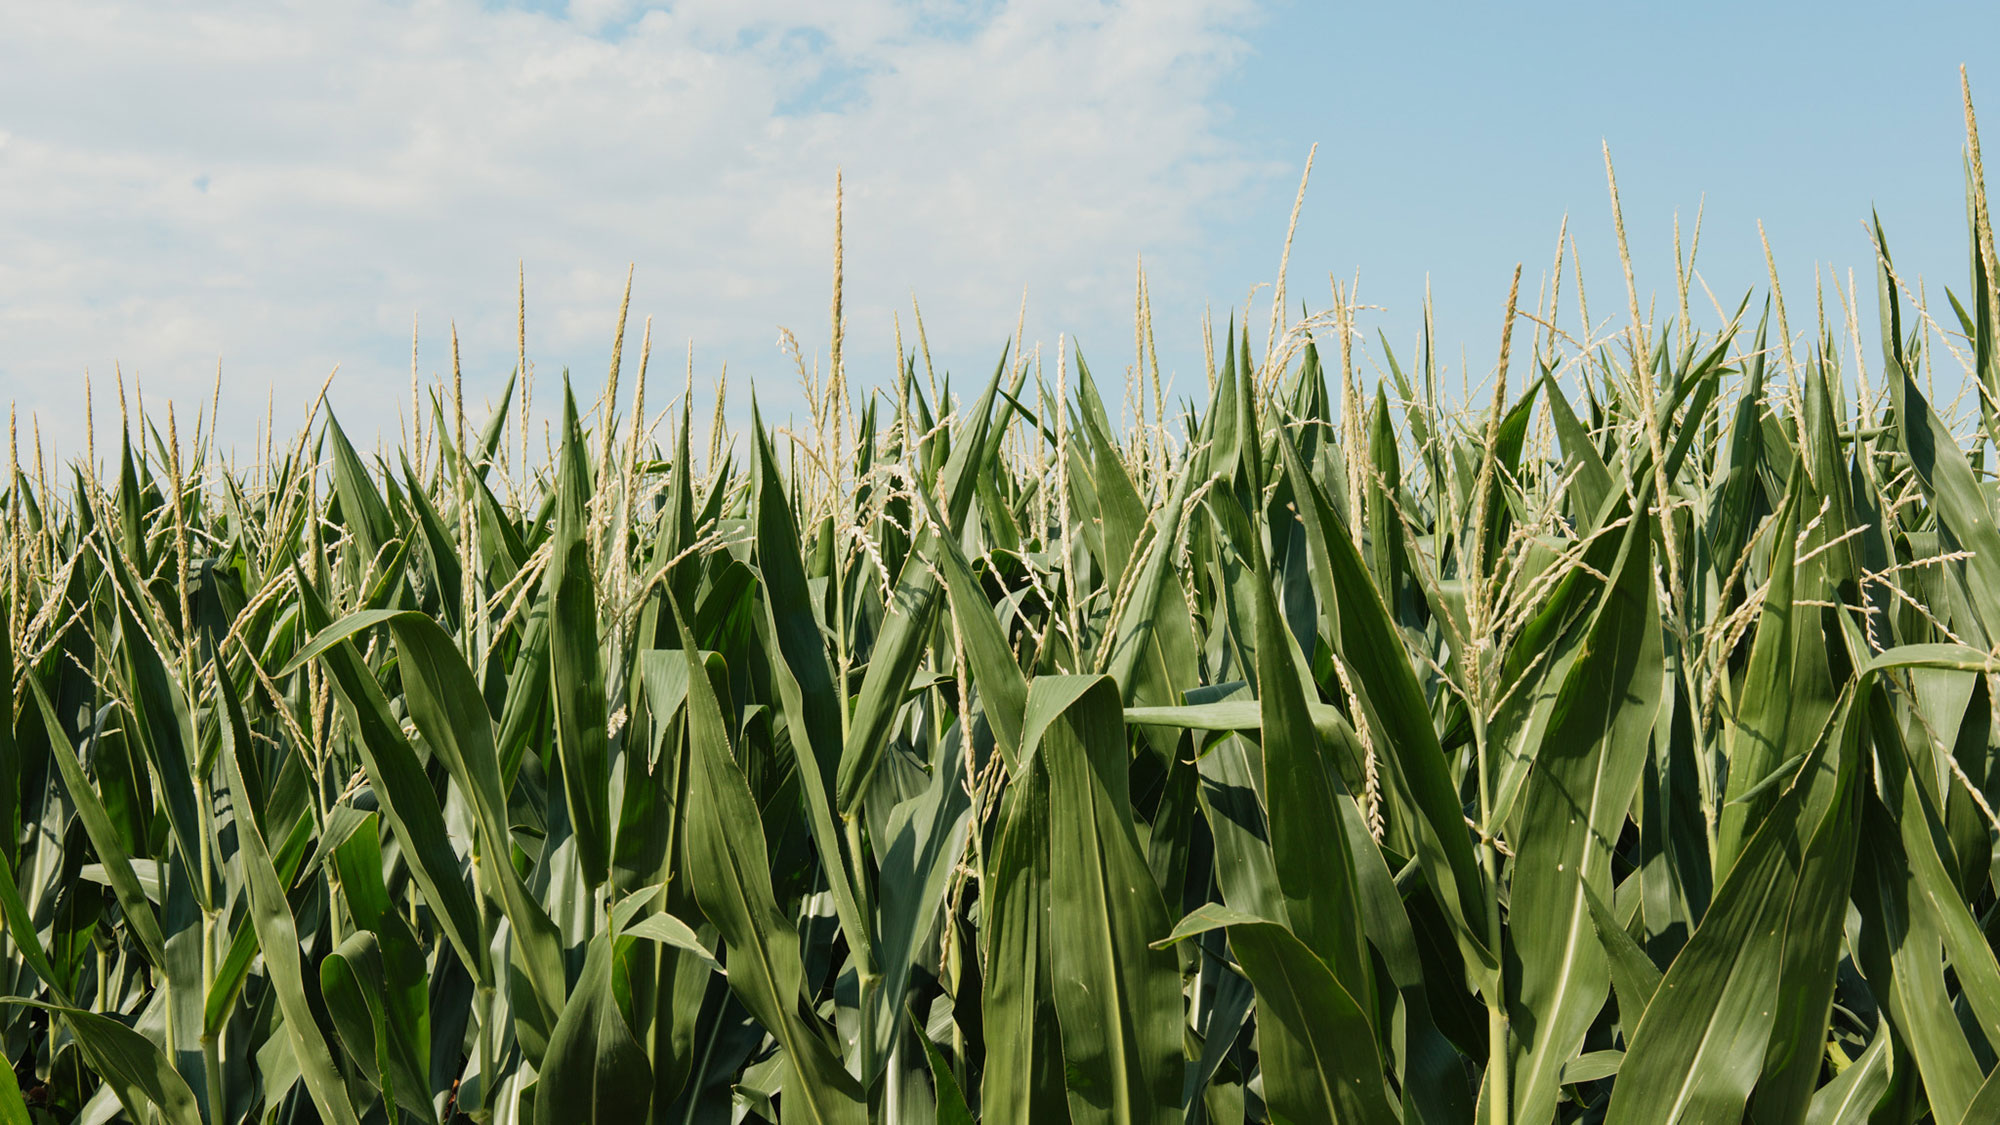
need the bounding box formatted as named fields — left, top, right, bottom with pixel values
left=1205, top=1, right=2000, bottom=393
left=1, top=0, right=1995, bottom=460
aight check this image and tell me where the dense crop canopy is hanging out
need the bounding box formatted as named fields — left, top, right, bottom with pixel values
left=11, top=84, right=2000, bottom=1125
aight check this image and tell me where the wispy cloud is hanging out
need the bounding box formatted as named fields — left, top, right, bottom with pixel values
left=0, top=0, right=1266, bottom=455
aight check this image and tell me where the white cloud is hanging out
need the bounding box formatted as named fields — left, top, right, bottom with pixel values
left=0, top=0, right=1267, bottom=459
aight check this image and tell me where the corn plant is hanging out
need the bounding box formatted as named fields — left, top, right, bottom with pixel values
left=11, top=80, right=2000, bottom=1125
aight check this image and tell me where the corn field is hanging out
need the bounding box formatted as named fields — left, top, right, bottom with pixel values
left=13, top=88, right=2000, bottom=1125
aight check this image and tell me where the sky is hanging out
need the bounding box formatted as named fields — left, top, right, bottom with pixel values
left=2, top=0, right=1997, bottom=465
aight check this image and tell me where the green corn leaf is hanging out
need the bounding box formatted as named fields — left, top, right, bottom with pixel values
left=1073, top=351, right=1150, bottom=592
left=1159, top=904, right=1397, bottom=1124
left=216, top=655, right=364, bottom=1125
left=30, top=679, right=168, bottom=968
left=381, top=612, right=567, bottom=1037
left=671, top=593, right=867, bottom=1124
left=1869, top=684, right=2000, bottom=1051
left=1706, top=307, right=1772, bottom=582
left=1194, top=727, right=1284, bottom=922
left=621, top=912, right=722, bottom=972
left=979, top=752, right=1068, bottom=1125
left=547, top=382, right=615, bottom=889
left=0, top=847, right=66, bottom=1005
left=534, top=931, right=653, bottom=1125
left=326, top=818, right=435, bottom=1116
left=914, top=1014, right=977, bottom=1125
left=0, top=999, right=201, bottom=1125
left=204, top=804, right=312, bottom=1034
left=396, top=447, right=465, bottom=625
left=1582, top=883, right=1661, bottom=1027
left=110, top=595, right=206, bottom=910
left=321, top=930, right=435, bottom=1125
left=1852, top=788, right=1981, bottom=1123
left=1474, top=378, right=1544, bottom=567
left=1605, top=684, right=1860, bottom=1125
left=1545, top=376, right=1614, bottom=528
left=288, top=573, right=487, bottom=983
left=1276, top=421, right=1494, bottom=983
left=907, top=464, right=1027, bottom=764
left=1366, top=382, right=1413, bottom=613
left=747, top=409, right=875, bottom=976
left=1245, top=501, right=1372, bottom=1008
left=1337, top=773, right=1475, bottom=1122
left=1955, top=1058, right=2000, bottom=1125
left=0, top=1054, right=24, bottom=1125
left=495, top=596, right=553, bottom=785
left=1804, top=1027, right=1892, bottom=1125
left=1891, top=342, right=2000, bottom=637
left=866, top=714, right=974, bottom=1080
left=325, top=413, right=398, bottom=568
left=1123, top=698, right=1356, bottom=745
left=0, top=596, right=15, bottom=869
left=1032, top=674, right=1182, bottom=1125
left=1509, top=501, right=1661, bottom=1124
left=749, top=402, right=850, bottom=803
left=836, top=347, right=1016, bottom=813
